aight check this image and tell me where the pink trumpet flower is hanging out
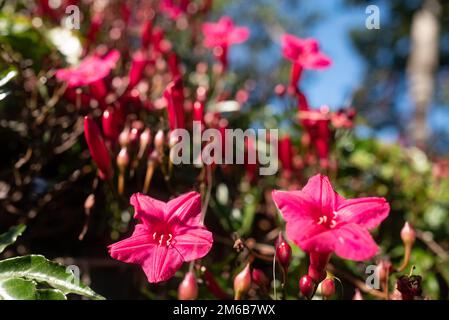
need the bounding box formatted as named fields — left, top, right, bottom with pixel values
left=272, top=174, right=390, bottom=261
left=281, top=34, right=331, bottom=87
left=108, top=192, right=213, bottom=283
left=202, top=16, right=249, bottom=70
left=56, top=50, right=120, bottom=101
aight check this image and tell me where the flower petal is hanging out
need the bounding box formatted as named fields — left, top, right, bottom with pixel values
left=166, top=191, right=202, bottom=226
left=336, top=197, right=390, bottom=230
left=174, top=226, right=213, bottom=261
left=141, top=245, right=184, bottom=283
left=108, top=224, right=154, bottom=265
left=285, top=218, right=327, bottom=250
left=302, top=52, right=332, bottom=69
left=297, top=228, right=337, bottom=253
left=333, top=223, right=379, bottom=261
left=272, top=189, right=319, bottom=222
left=302, top=174, right=339, bottom=215
left=229, top=27, right=250, bottom=44
left=130, top=193, right=166, bottom=226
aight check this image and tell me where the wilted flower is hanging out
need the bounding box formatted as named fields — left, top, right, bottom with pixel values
left=108, top=192, right=213, bottom=283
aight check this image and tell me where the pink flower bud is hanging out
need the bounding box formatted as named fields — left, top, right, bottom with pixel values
left=84, top=116, right=113, bottom=180
left=274, top=84, right=286, bottom=96
left=276, top=233, right=292, bottom=271
left=117, top=147, right=130, bottom=172
left=377, top=259, right=392, bottom=283
left=353, top=289, right=363, bottom=300
left=119, top=127, right=131, bottom=147
left=233, top=263, right=251, bottom=300
left=401, top=222, right=416, bottom=247
left=299, top=275, right=316, bottom=300
left=154, top=130, right=165, bottom=152
left=251, top=268, right=269, bottom=289
left=178, top=271, right=198, bottom=300
left=320, top=278, right=335, bottom=298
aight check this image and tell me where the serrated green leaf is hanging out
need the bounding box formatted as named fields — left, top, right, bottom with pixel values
left=0, top=224, right=26, bottom=254
left=0, top=255, right=104, bottom=300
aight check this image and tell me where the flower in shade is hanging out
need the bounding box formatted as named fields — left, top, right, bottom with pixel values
left=84, top=116, right=113, bottom=180
left=202, top=16, right=249, bottom=69
left=281, top=34, right=331, bottom=86
left=272, top=174, right=390, bottom=261
left=108, top=192, right=213, bottom=283
left=56, top=50, right=120, bottom=88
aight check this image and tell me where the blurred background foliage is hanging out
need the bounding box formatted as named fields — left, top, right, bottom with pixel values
left=0, top=0, right=449, bottom=300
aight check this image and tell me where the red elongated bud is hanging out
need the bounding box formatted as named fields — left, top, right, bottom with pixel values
left=320, top=278, right=335, bottom=298
left=167, top=52, right=181, bottom=79
left=308, top=252, right=331, bottom=282
left=141, top=20, right=153, bottom=49
left=401, top=222, right=416, bottom=247
left=193, top=101, right=205, bottom=124
left=233, top=263, right=251, bottom=300
left=299, top=275, right=316, bottom=300
left=102, top=107, right=120, bottom=140
left=276, top=233, right=292, bottom=271
left=279, top=135, right=293, bottom=171
left=164, top=77, right=185, bottom=130
left=251, top=268, right=269, bottom=289
left=201, top=267, right=231, bottom=300
left=128, top=50, right=148, bottom=89
left=178, top=271, right=198, bottom=300
left=84, top=116, right=113, bottom=180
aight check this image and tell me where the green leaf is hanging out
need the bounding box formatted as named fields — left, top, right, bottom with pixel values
left=0, top=277, right=36, bottom=300
left=0, top=255, right=104, bottom=300
left=0, top=224, right=26, bottom=254
left=36, top=289, right=67, bottom=300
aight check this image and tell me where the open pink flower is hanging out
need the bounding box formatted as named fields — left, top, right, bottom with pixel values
left=56, top=50, right=120, bottom=88
left=202, top=16, right=249, bottom=69
left=281, top=34, right=331, bottom=86
left=159, top=0, right=190, bottom=20
left=108, top=192, right=213, bottom=283
left=272, top=174, right=389, bottom=261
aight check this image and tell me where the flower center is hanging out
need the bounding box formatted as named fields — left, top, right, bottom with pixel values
left=152, top=231, right=174, bottom=247
left=317, top=211, right=338, bottom=229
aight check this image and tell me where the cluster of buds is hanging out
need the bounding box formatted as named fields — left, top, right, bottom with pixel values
left=299, top=251, right=332, bottom=299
